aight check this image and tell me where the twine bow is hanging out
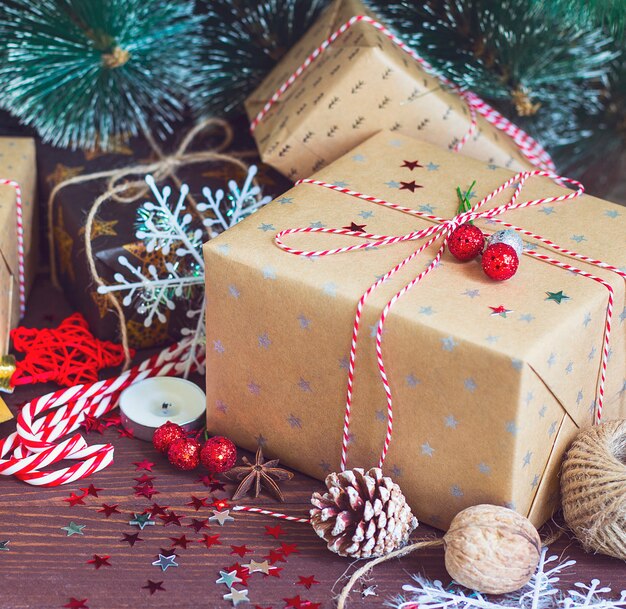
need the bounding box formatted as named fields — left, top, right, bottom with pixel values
left=47, top=118, right=255, bottom=367
left=276, top=170, right=624, bottom=473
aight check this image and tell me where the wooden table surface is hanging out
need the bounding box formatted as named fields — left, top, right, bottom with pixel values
left=0, top=278, right=624, bottom=609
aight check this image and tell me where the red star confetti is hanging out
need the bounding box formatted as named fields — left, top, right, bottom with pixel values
left=211, top=498, right=230, bottom=510
left=134, top=485, right=160, bottom=499
left=87, top=554, right=111, bottom=569
left=266, top=549, right=287, bottom=564
left=116, top=426, right=134, bottom=439
left=80, top=484, right=102, bottom=498
left=342, top=222, right=366, bottom=232
left=489, top=305, right=513, bottom=318
left=142, top=580, right=165, bottom=595
left=120, top=533, right=143, bottom=547
left=102, top=412, right=122, bottom=427
left=284, top=595, right=305, bottom=609
left=10, top=313, right=130, bottom=387
left=199, top=533, right=221, bottom=548
left=134, top=474, right=155, bottom=486
left=230, top=545, right=254, bottom=558
left=97, top=503, right=120, bottom=518
left=303, top=603, right=321, bottom=609
left=195, top=474, right=214, bottom=487
left=187, top=496, right=209, bottom=511
left=133, top=459, right=155, bottom=471
left=169, top=535, right=191, bottom=549
left=187, top=518, right=209, bottom=533
left=399, top=180, right=423, bottom=192
left=279, top=542, right=299, bottom=557
left=160, top=511, right=184, bottom=526
left=296, top=576, right=320, bottom=590
left=63, top=599, right=89, bottom=609
left=80, top=414, right=105, bottom=434
left=148, top=503, right=169, bottom=518
left=401, top=159, right=423, bottom=171
left=265, top=524, right=286, bottom=539
left=226, top=563, right=250, bottom=586
left=63, top=492, right=86, bottom=507
left=209, top=479, right=226, bottom=492
left=269, top=566, right=283, bottom=578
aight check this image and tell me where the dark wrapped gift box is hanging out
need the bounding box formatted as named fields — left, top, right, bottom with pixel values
left=38, top=120, right=290, bottom=348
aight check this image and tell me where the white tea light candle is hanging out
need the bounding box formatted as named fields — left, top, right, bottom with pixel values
left=119, top=377, right=206, bottom=441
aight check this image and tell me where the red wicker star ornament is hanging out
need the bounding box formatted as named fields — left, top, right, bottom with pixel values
left=8, top=313, right=131, bottom=390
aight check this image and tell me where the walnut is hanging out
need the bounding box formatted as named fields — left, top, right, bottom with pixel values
left=443, top=505, right=541, bottom=594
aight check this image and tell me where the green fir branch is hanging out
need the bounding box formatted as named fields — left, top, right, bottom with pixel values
left=192, top=0, right=331, bottom=117
left=0, top=0, right=204, bottom=150
left=367, top=0, right=619, bottom=158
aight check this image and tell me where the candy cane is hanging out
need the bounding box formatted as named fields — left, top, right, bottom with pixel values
left=0, top=338, right=203, bottom=486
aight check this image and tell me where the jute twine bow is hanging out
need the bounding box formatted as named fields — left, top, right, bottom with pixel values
left=47, top=118, right=254, bottom=368
left=561, top=419, right=626, bottom=561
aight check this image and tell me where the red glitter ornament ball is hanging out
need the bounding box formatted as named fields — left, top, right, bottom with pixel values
left=152, top=421, right=186, bottom=453
left=200, top=436, right=237, bottom=474
left=482, top=243, right=519, bottom=281
left=168, top=437, right=201, bottom=470
left=448, top=223, right=485, bottom=261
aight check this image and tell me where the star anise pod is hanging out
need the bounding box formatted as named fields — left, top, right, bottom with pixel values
left=226, top=446, right=293, bottom=502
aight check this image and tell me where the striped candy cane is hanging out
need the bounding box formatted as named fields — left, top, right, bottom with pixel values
left=251, top=15, right=555, bottom=173
left=0, top=179, right=26, bottom=317
left=276, top=171, right=621, bottom=471
left=0, top=338, right=204, bottom=486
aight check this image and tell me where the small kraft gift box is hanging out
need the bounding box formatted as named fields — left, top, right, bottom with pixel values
left=246, top=0, right=552, bottom=181
left=204, top=131, right=625, bottom=530
left=0, top=138, right=37, bottom=349
left=0, top=137, right=37, bottom=421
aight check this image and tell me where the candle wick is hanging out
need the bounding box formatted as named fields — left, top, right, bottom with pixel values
left=162, top=402, right=172, bottom=411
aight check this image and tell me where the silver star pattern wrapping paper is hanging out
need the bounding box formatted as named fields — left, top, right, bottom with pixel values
left=0, top=137, right=37, bottom=357
left=246, top=0, right=535, bottom=181
left=203, top=132, right=626, bottom=530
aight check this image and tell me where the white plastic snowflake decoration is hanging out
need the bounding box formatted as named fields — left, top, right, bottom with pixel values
left=395, top=549, right=626, bottom=609
left=97, top=167, right=271, bottom=376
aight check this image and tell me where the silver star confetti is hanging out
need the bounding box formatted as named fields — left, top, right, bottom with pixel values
left=223, top=588, right=249, bottom=606
left=244, top=559, right=271, bottom=575
left=129, top=512, right=156, bottom=530
left=152, top=554, right=178, bottom=572
left=216, top=570, right=242, bottom=588
left=209, top=509, right=234, bottom=526
left=61, top=522, right=86, bottom=537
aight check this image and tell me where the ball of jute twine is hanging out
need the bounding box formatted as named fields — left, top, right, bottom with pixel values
left=561, top=418, right=626, bottom=561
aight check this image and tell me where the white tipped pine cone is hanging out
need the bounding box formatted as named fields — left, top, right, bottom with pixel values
left=310, top=467, right=418, bottom=558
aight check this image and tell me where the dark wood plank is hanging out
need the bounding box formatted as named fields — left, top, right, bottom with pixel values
left=0, top=278, right=624, bottom=609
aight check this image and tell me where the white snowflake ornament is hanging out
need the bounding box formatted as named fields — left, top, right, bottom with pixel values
left=97, top=166, right=271, bottom=375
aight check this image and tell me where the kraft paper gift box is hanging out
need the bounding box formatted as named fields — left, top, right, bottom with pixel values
left=0, top=137, right=37, bottom=356
left=245, top=0, right=538, bottom=181
left=203, top=131, right=625, bottom=530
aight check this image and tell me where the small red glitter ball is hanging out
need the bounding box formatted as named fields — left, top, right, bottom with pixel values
left=200, top=436, right=237, bottom=474
left=482, top=243, right=519, bottom=281
left=168, top=437, right=201, bottom=470
left=152, top=421, right=186, bottom=453
left=448, top=223, right=485, bottom=261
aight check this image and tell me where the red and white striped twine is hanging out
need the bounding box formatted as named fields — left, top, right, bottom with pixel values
left=250, top=15, right=555, bottom=173
left=0, top=338, right=203, bottom=486
left=232, top=505, right=311, bottom=524
left=0, top=179, right=26, bottom=317
left=276, top=171, right=621, bottom=470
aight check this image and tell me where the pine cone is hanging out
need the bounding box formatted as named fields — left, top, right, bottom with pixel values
left=310, top=467, right=418, bottom=558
